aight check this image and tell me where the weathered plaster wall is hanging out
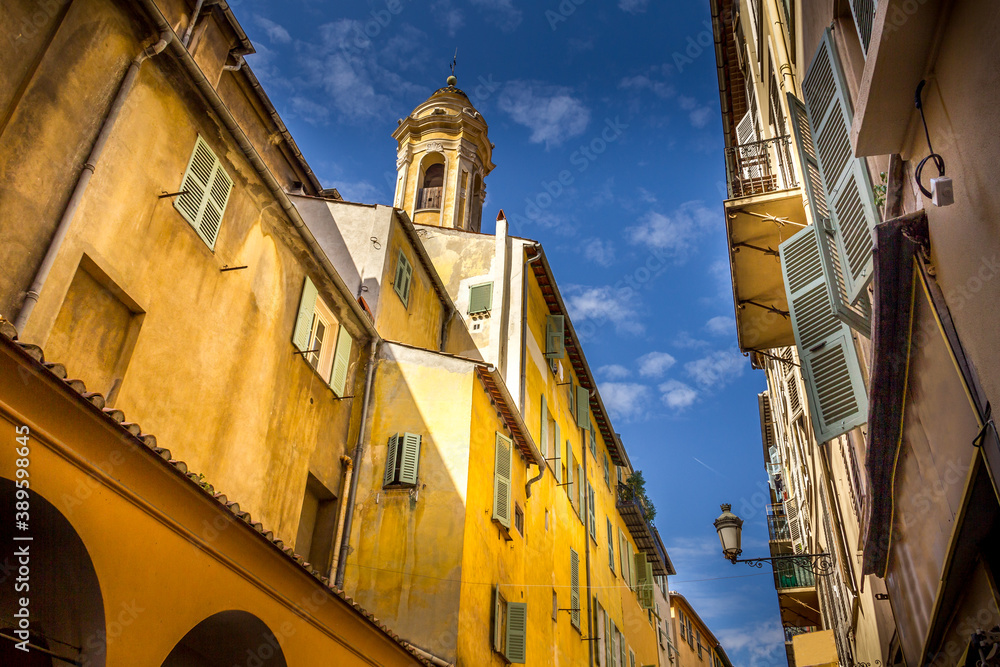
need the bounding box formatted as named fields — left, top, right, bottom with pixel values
left=376, top=222, right=447, bottom=350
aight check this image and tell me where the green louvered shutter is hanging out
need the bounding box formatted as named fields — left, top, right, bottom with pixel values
left=545, top=314, right=565, bottom=359
left=569, top=383, right=576, bottom=419
left=620, top=628, right=627, bottom=667
left=635, top=553, right=654, bottom=609
left=554, top=422, right=561, bottom=483
left=292, top=276, right=318, bottom=352
left=383, top=434, right=399, bottom=487
left=492, top=586, right=502, bottom=652
left=469, top=282, right=493, bottom=314
left=394, top=251, right=412, bottom=306
left=566, top=446, right=574, bottom=501
left=576, top=386, right=590, bottom=428
left=589, top=422, right=596, bottom=456
left=803, top=29, right=879, bottom=304
left=175, top=136, right=232, bottom=249
left=570, top=548, right=581, bottom=628
left=399, top=433, right=421, bottom=485
left=780, top=225, right=868, bottom=443
left=329, top=326, right=352, bottom=396
left=849, top=0, right=876, bottom=56
left=577, top=464, right=584, bottom=520
left=493, top=432, right=513, bottom=527
left=506, top=602, right=527, bottom=663
left=604, top=454, right=610, bottom=486
left=606, top=613, right=613, bottom=666
left=588, top=483, right=596, bottom=539
left=539, top=395, right=548, bottom=457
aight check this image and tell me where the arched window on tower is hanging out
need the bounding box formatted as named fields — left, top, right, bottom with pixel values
left=417, top=161, right=444, bottom=211
left=471, top=172, right=484, bottom=232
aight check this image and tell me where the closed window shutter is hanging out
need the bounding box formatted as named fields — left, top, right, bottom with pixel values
left=493, top=432, right=513, bottom=527
left=849, top=0, right=876, bottom=56
left=620, top=629, right=627, bottom=667
left=492, top=586, right=502, bottom=652
left=577, top=464, right=584, bottom=520
left=545, top=314, right=565, bottom=359
left=758, top=392, right=776, bottom=450
left=469, top=282, right=493, bottom=314
left=802, top=29, right=878, bottom=304
left=329, top=326, right=352, bottom=396
left=780, top=224, right=868, bottom=443
left=604, top=454, right=610, bottom=485
left=589, top=422, right=596, bottom=456
left=576, top=386, right=590, bottom=428
left=569, top=383, right=576, bottom=418
left=394, top=251, right=412, bottom=306
left=619, top=530, right=628, bottom=582
left=588, top=484, right=596, bottom=539
left=506, top=601, right=527, bottom=663
left=608, top=619, right=615, bottom=667
left=539, top=395, right=548, bottom=457
left=175, top=136, right=231, bottom=249
left=554, top=422, right=562, bottom=483
left=292, top=276, right=318, bottom=352
left=607, top=518, right=615, bottom=571
left=570, top=548, right=580, bottom=628
left=635, top=553, right=654, bottom=609
left=566, top=446, right=574, bottom=501
left=399, top=432, right=421, bottom=485
left=383, top=434, right=399, bottom=487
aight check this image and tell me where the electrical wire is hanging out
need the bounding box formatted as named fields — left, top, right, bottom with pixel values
left=914, top=79, right=945, bottom=199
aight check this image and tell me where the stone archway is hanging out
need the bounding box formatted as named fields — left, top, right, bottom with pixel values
left=161, top=610, right=288, bottom=667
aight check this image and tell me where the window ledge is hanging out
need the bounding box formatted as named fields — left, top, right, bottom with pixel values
left=493, top=518, right=513, bottom=542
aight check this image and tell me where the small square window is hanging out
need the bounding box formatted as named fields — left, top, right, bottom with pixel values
left=514, top=504, right=524, bottom=535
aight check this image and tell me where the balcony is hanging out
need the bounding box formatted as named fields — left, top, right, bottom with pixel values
left=774, top=559, right=816, bottom=590
left=784, top=625, right=819, bottom=644
left=722, top=136, right=806, bottom=353
left=616, top=484, right=672, bottom=576
left=416, top=186, right=442, bottom=210
left=768, top=515, right=791, bottom=542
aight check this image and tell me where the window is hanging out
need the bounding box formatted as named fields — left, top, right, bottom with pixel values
left=493, top=587, right=527, bottom=663
left=619, top=529, right=631, bottom=585
left=629, top=649, right=636, bottom=667
left=589, top=422, right=597, bottom=456
left=604, top=454, right=611, bottom=487
left=697, top=630, right=703, bottom=659
left=293, top=276, right=353, bottom=396
left=493, top=432, right=513, bottom=529
left=383, top=433, right=421, bottom=487
left=294, top=473, right=337, bottom=574
left=545, top=314, right=565, bottom=359
left=635, top=553, right=654, bottom=609
left=469, top=282, right=493, bottom=314
left=577, top=463, right=584, bottom=522
left=610, top=621, right=619, bottom=667
left=175, top=135, right=232, bottom=249
left=588, top=483, right=597, bottom=540
left=570, top=548, right=581, bottom=629
left=607, top=518, right=615, bottom=572
left=514, top=504, right=524, bottom=536
left=393, top=250, right=413, bottom=306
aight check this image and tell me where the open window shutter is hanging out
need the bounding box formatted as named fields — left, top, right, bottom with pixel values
left=643, top=562, right=655, bottom=609
left=606, top=616, right=613, bottom=667
left=292, top=276, right=318, bottom=352
left=492, top=586, right=502, bottom=652
left=506, top=602, right=527, bottom=663
left=607, top=519, right=615, bottom=570
left=802, top=29, right=878, bottom=304
left=588, top=484, right=596, bottom=539
left=589, top=422, right=596, bottom=455
left=577, top=464, right=584, bottom=517
left=383, top=434, right=399, bottom=487
left=849, top=0, right=876, bottom=56
left=493, top=432, right=513, bottom=527
left=175, top=136, right=231, bottom=249
left=554, top=422, right=562, bottom=483
left=780, top=225, right=868, bottom=443
left=570, top=549, right=581, bottom=628
left=399, top=433, right=421, bottom=485
left=566, top=447, right=574, bottom=500
left=576, top=386, right=590, bottom=429
left=620, top=628, right=627, bottom=667
left=329, top=326, right=352, bottom=395
left=619, top=530, right=629, bottom=582
left=545, top=315, right=565, bottom=358
left=758, top=393, right=776, bottom=450
left=469, top=282, right=493, bottom=314
left=539, top=395, right=548, bottom=457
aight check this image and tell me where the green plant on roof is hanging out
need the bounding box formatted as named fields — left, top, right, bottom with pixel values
left=625, top=470, right=656, bottom=523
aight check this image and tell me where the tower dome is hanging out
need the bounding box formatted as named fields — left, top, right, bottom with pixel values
left=391, top=77, right=495, bottom=232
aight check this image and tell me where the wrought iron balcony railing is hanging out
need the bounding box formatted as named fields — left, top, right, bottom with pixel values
left=416, top=186, right=442, bottom=210
left=784, top=625, right=819, bottom=644
left=724, top=135, right=797, bottom=199
left=774, top=558, right=816, bottom=589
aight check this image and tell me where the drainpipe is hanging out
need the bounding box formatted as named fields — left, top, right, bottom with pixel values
left=13, top=30, right=172, bottom=335
left=335, top=339, right=380, bottom=589
left=521, top=243, right=545, bottom=499
left=328, top=454, right=354, bottom=579
left=180, top=0, right=206, bottom=47
left=582, top=391, right=595, bottom=667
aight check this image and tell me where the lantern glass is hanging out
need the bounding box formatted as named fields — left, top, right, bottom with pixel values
left=713, top=504, right=744, bottom=561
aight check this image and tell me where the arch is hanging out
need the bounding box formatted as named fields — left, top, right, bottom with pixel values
left=471, top=172, right=485, bottom=232
left=0, top=477, right=105, bottom=666
left=415, top=152, right=446, bottom=212
left=161, top=611, right=288, bottom=666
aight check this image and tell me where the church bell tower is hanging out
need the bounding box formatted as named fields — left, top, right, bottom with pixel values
left=392, top=75, right=495, bottom=232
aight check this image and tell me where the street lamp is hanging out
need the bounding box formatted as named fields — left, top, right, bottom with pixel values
left=713, top=504, right=835, bottom=576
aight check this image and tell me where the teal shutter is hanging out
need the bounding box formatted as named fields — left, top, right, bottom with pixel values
left=175, top=136, right=231, bottom=249
left=576, top=386, right=590, bottom=428
left=849, top=0, right=876, bottom=56
left=554, top=422, right=562, bottom=483
left=506, top=602, right=527, bottom=663
left=493, top=432, right=513, bottom=527
left=469, top=282, right=493, bottom=314
left=589, top=422, right=596, bottom=456
left=394, top=251, right=412, bottom=306
left=329, top=325, right=352, bottom=396
left=620, top=627, right=627, bottom=667
left=608, top=619, right=615, bottom=666
left=383, top=434, right=399, bottom=487
left=780, top=225, right=868, bottom=443
left=604, top=454, right=610, bottom=486
left=635, top=553, right=653, bottom=609
left=566, top=446, right=574, bottom=501
left=607, top=518, right=615, bottom=571
left=399, top=432, right=421, bottom=485
left=492, top=586, right=502, bottom=652
left=802, top=29, right=879, bottom=304
left=539, top=395, right=548, bottom=457
left=545, top=314, right=565, bottom=359
left=569, top=383, right=576, bottom=419
left=588, top=483, right=596, bottom=539
left=577, top=463, right=584, bottom=520
left=292, top=276, right=318, bottom=352
left=570, top=548, right=580, bottom=628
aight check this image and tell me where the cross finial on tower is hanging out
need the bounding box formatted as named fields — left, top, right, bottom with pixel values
left=447, top=48, right=458, bottom=86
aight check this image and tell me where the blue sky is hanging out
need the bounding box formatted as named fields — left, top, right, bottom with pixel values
left=240, top=0, right=781, bottom=663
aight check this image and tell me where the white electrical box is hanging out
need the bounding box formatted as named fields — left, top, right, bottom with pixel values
left=931, top=176, right=954, bottom=207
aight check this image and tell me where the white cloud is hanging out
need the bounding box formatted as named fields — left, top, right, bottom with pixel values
left=470, top=0, right=523, bottom=30
left=583, top=238, right=616, bottom=267
left=619, top=74, right=674, bottom=99
left=673, top=331, right=709, bottom=349
left=659, top=379, right=698, bottom=409
left=253, top=15, right=291, bottom=44
left=636, top=187, right=657, bottom=203
left=563, top=285, right=644, bottom=335
left=626, top=201, right=718, bottom=260
left=705, top=315, right=736, bottom=336
left=678, top=94, right=716, bottom=128
left=717, top=619, right=786, bottom=667
left=618, top=0, right=650, bottom=13
left=598, top=382, right=650, bottom=421
left=432, top=0, right=465, bottom=35
left=331, top=180, right=384, bottom=203
left=598, top=364, right=631, bottom=380
left=637, top=351, right=676, bottom=378
left=685, top=349, right=746, bottom=389
left=288, top=96, right=330, bottom=125
left=498, top=82, right=590, bottom=148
